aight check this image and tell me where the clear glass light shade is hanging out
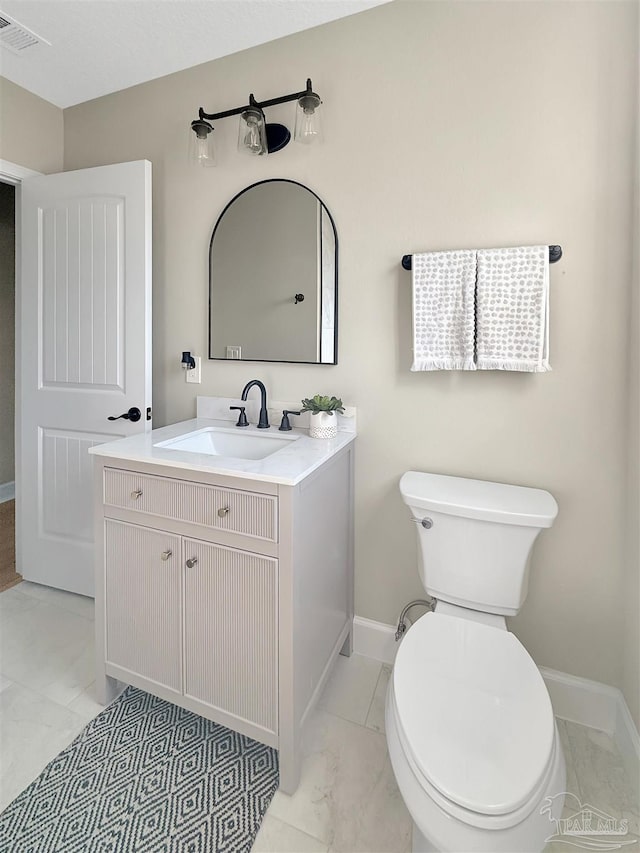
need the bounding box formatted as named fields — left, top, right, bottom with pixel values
left=189, top=122, right=216, bottom=168
left=238, top=107, right=268, bottom=156
left=294, top=94, right=323, bottom=145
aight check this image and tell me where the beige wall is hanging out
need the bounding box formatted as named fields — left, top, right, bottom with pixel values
left=0, top=183, right=15, bottom=485
left=64, top=1, right=637, bottom=692
left=0, top=76, right=63, bottom=174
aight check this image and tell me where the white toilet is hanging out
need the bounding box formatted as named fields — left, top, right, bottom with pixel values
left=386, top=471, right=566, bottom=853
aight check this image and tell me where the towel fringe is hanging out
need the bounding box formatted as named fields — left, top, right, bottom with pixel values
left=411, top=358, right=477, bottom=371
left=476, top=358, right=552, bottom=373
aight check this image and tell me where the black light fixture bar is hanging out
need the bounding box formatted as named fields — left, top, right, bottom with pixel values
left=198, top=79, right=317, bottom=122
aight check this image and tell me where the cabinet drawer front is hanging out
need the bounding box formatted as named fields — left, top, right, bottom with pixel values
left=183, top=538, right=278, bottom=735
left=104, top=468, right=277, bottom=542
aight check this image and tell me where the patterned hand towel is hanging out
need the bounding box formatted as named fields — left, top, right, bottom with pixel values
left=476, top=245, right=551, bottom=372
left=411, top=250, right=477, bottom=371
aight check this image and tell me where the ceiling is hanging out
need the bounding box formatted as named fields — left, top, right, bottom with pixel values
left=0, top=0, right=390, bottom=108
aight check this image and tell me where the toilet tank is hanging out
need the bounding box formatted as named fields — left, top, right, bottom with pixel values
left=399, top=472, right=558, bottom=616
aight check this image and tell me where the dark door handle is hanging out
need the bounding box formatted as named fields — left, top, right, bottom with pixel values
left=108, top=407, right=142, bottom=423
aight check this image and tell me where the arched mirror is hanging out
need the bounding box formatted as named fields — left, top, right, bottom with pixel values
left=209, top=179, right=337, bottom=364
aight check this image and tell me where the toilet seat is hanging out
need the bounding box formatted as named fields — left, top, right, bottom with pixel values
left=392, top=612, right=555, bottom=828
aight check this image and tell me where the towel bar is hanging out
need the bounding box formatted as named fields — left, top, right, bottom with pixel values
left=401, top=245, right=562, bottom=271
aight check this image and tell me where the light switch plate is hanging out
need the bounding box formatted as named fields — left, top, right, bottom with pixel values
left=185, top=356, right=201, bottom=384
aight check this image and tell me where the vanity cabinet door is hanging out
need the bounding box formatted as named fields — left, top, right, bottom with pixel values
left=104, top=519, right=182, bottom=692
left=182, top=538, right=278, bottom=735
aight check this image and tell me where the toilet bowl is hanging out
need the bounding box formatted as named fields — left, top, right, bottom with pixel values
left=387, top=472, right=566, bottom=852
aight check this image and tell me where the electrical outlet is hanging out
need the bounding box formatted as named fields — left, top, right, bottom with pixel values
left=185, top=356, right=201, bottom=384
left=226, top=346, right=242, bottom=359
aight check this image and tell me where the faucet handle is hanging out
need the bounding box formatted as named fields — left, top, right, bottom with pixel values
left=279, top=410, right=301, bottom=431
left=230, top=406, right=249, bottom=427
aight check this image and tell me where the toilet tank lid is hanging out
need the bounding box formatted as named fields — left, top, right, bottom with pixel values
left=399, top=471, right=558, bottom=527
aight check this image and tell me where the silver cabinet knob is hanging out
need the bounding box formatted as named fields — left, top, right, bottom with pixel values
left=130, top=489, right=143, bottom=500
left=217, top=506, right=230, bottom=518
left=160, top=550, right=172, bottom=561
left=186, top=557, right=198, bottom=568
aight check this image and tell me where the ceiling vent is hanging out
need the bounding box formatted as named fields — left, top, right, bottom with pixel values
left=0, top=11, right=50, bottom=55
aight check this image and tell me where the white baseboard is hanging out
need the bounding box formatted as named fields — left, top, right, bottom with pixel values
left=353, top=614, right=640, bottom=775
left=353, top=615, right=398, bottom=665
left=0, top=481, right=15, bottom=503
left=614, top=688, right=640, bottom=800
left=539, top=666, right=620, bottom=734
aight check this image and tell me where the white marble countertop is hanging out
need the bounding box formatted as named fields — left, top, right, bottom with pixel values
left=88, top=418, right=356, bottom=486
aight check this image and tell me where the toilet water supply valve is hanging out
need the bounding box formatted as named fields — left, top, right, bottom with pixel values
left=395, top=599, right=435, bottom=641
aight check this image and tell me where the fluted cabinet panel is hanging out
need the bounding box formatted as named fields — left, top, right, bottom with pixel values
left=105, top=520, right=182, bottom=691
left=104, top=468, right=277, bottom=541
left=183, top=538, right=278, bottom=734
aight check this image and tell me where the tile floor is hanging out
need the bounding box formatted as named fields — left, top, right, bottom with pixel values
left=1, top=581, right=638, bottom=852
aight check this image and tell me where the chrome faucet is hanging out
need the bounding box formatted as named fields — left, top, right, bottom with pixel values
left=240, top=380, right=270, bottom=429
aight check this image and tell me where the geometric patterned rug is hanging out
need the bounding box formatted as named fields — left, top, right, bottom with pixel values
left=0, top=687, right=279, bottom=852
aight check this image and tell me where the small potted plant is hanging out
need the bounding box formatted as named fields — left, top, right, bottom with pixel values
left=301, top=395, right=345, bottom=439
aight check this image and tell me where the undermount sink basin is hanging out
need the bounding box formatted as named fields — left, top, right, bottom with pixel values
left=154, top=426, right=299, bottom=460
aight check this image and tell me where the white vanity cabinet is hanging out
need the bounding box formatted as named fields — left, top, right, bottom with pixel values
left=93, top=442, right=354, bottom=794
left=103, top=520, right=278, bottom=735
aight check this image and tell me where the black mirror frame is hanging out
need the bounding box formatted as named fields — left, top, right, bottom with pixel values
left=208, top=178, right=338, bottom=365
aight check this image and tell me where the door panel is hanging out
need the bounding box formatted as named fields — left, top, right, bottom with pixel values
left=42, top=198, right=125, bottom=389
left=19, top=160, right=152, bottom=595
left=40, top=427, right=112, bottom=542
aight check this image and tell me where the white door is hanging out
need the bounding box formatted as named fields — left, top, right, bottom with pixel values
left=19, top=160, right=152, bottom=596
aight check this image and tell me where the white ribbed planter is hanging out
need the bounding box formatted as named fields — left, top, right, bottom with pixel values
left=309, top=412, right=338, bottom=439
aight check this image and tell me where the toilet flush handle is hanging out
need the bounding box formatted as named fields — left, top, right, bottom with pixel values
left=421, top=518, right=433, bottom=529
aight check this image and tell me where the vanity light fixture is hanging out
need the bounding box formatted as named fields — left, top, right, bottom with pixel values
left=294, top=87, right=323, bottom=145
left=189, top=78, right=322, bottom=166
left=189, top=119, right=216, bottom=168
left=237, top=98, right=268, bottom=156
